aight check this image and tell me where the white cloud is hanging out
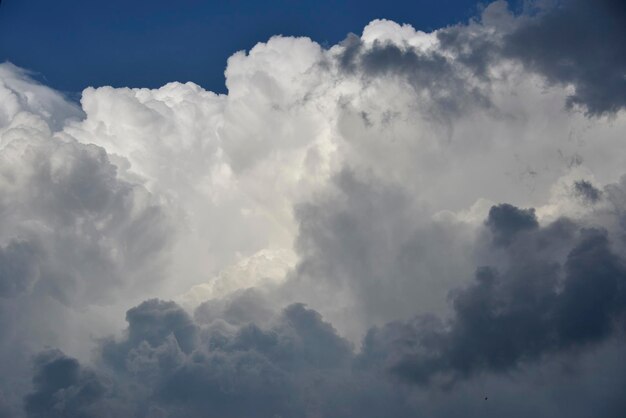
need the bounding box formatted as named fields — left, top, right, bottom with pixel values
left=2, top=1, right=626, bottom=415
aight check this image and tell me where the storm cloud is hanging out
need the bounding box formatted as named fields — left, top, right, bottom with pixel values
left=503, top=0, right=626, bottom=115
left=1, top=0, right=626, bottom=416
left=362, top=212, right=626, bottom=387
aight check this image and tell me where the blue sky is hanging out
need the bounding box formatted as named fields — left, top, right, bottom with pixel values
left=1, top=0, right=485, bottom=94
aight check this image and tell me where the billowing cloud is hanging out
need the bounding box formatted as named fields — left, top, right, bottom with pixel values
left=503, top=0, right=626, bottom=115
left=0, top=64, right=173, bottom=416
left=24, top=349, right=111, bottom=418
left=361, top=210, right=626, bottom=386
left=1, top=0, right=626, bottom=416
left=93, top=300, right=359, bottom=417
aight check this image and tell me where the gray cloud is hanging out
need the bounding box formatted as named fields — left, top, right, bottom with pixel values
left=377, top=0, right=626, bottom=116
left=360, top=211, right=626, bottom=387
left=60, top=185, right=626, bottom=417
left=502, top=0, right=626, bottom=115
left=573, top=179, right=602, bottom=204
left=336, top=33, right=491, bottom=120
left=94, top=299, right=366, bottom=417
left=0, top=64, right=174, bottom=416
left=26, top=229, right=626, bottom=418
left=2, top=2, right=626, bottom=416
left=194, top=288, right=275, bottom=327
left=285, top=169, right=474, bottom=337
left=0, top=240, right=41, bottom=298
left=24, top=349, right=109, bottom=418
left=485, top=203, right=539, bottom=246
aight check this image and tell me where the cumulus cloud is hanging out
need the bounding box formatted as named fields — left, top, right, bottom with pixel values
left=94, top=299, right=360, bottom=417
left=24, top=349, right=111, bottom=418
left=361, top=211, right=626, bottom=386
left=1, top=0, right=626, bottom=416
left=0, top=64, right=173, bottom=416
left=336, top=31, right=491, bottom=120
left=436, top=0, right=626, bottom=116
left=502, top=0, right=626, bottom=115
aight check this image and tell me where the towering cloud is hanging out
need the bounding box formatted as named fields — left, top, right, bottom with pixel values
left=1, top=0, right=625, bottom=416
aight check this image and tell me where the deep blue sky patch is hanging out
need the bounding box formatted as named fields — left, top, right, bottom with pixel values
left=0, top=0, right=485, bottom=94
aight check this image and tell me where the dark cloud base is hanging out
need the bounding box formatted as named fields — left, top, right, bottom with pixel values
left=363, top=207, right=626, bottom=386
left=21, top=200, right=626, bottom=417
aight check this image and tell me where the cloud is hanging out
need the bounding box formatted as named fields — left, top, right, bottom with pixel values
left=23, top=349, right=110, bottom=418
left=0, top=240, right=41, bottom=298
left=502, top=0, right=626, bottom=115
left=0, top=63, right=173, bottom=416
left=485, top=203, right=539, bottom=246
left=282, top=169, right=477, bottom=341
left=94, top=299, right=362, bottom=417
left=573, top=179, right=602, bottom=204
left=360, top=211, right=626, bottom=387
left=0, top=63, right=83, bottom=132
left=336, top=29, right=492, bottom=120
left=434, top=0, right=626, bottom=116
left=1, top=1, right=626, bottom=416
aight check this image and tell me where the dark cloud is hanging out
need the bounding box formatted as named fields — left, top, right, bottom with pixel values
left=0, top=391, right=12, bottom=418
left=24, top=349, right=108, bottom=418
left=21, top=201, right=626, bottom=417
left=101, top=299, right=199, bottom=375
left=95, top=299, right=362, bottom=417
left=436, top=22, right=497, bottom=81
left=194, top=288, right=274, bottom=326
left=336, top=34, right=491, bottom=119
left=502, top=0, right=626, bottom=115
left=336, top=33, right=362, bottom=74
left=155, top=304, right=354, bottom=417
left=485, top=203, right=538, bottom=246
left=335, top=0, right=626, bottom=120
left=573, top=180, right=602, bottom=204
left=335, top=0, right=626, bottom=119
left=360, top=210, right=626, bottom=387
left=0, top=240, right=40, bottom=298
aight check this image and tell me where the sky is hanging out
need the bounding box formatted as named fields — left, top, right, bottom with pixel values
left=0, top=0, right=481, bottom=93
left=1, top=0, right=626, bottom=417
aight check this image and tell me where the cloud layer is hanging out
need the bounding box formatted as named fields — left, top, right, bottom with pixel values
left=1, top=1, right=626, bottom=416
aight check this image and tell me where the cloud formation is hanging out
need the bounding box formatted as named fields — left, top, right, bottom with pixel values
left=24, top=349, right=111, bottom=418
left=0, top=62, right=173, bottom=416
left=503, top=0, right=626, bottom=115
left=362, top=212, right=626, bottom=386
left=1, top=0, right=626, bottom=416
